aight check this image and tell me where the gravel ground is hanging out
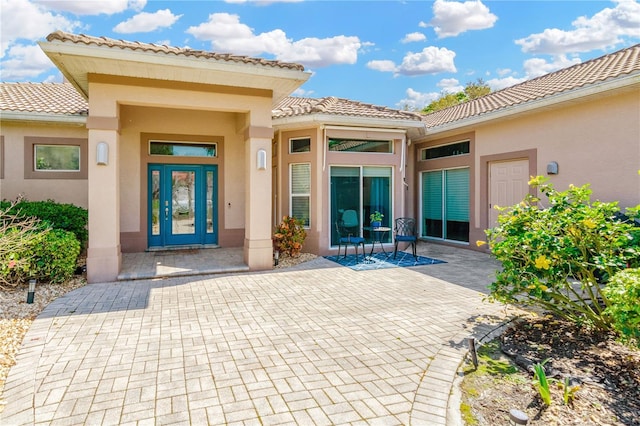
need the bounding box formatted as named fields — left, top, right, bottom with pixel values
left=0, top=252, right=317, bottom=414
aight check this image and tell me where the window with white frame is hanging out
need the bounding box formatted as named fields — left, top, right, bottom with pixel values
left=290, top=163, right=311, bottom=227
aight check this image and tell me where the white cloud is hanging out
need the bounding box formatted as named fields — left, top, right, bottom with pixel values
left=396, top=87, right=440, bottom=110
left=366, top=60, right=397, bottom=73
left=402, top=32, right=426, bottom=43
left=437, top=78, right=463, bottom=93
left=113, top=9, right=182, bottom=34
left=0, top=0, right=78, bottom=58
left=186, top=13, right=361, bottom=67
left=292, top=87, right=314, bottom=97
left=429, top=0, right=497, bottom=38
left=497, top=68, right=512, bottom=77
left=397, top=46, right=457, bottom=76
left=522, top=55, right=582, bottom=78
left=486, top=76, right=527, bottom=91
left=516, top=0, right=640, bottom=55
left=0, top=43, right=54, bottom=80
left=368, top=46, right=456, bottom=77
left=34, top=0, right=146, bottom=15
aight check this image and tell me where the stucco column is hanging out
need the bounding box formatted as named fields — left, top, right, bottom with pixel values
left=244, top=126, right=274, bottom=270
left=86, top=120, right=121, bottom=283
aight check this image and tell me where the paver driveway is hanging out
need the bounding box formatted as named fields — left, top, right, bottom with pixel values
left=1, top=250, right=510, bottom=425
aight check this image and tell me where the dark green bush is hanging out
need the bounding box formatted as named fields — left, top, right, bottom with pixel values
left=1, top=200, right=88, bottom=247
left=603, top=268, right=640, bottom=347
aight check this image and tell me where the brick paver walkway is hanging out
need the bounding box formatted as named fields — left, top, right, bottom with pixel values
left=1, top=249, right=510, bottom=425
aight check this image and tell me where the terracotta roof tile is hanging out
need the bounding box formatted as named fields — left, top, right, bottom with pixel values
left=422, top=43, right=640, bottom=129
left=273, top=96, right=422, bottom=121
left=46, top=31, right=305, bottom=71
left=1, top=82, right=88, bottom=116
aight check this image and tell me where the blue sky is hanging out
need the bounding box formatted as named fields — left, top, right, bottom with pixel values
left=2, top=0, right=639, bottom=110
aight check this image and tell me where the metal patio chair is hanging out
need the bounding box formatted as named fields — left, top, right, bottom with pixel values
left=393, top=217, right=417, bottom=260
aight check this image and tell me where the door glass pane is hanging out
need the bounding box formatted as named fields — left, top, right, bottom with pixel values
left=172, top=171, right=195, bottom=235
left=206, top=171, right=214, bottom=234
left=363, top=167, right=391, bottom=243
left=422, top=171, right=443, bottom=238
left=330, top=167, right=361, bottom=246
left=151, top=170, right=160, bottom=236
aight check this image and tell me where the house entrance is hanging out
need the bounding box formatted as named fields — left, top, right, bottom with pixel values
left=148, top=164, right=218, bottom=248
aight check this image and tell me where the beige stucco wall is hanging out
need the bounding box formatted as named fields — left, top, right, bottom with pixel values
left=0, top=121, right=88, bottom=207
left=475, top=90, right=640, bottom=210
left=278, top=127, right=409, bottom=256
left=415, top=87, right=640, bottom=251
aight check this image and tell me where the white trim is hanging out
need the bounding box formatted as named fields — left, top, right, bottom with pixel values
left=0, top=111, right=86, bottom=125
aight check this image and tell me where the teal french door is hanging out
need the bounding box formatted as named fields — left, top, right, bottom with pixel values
left=148, top=164, right=217, bottom=247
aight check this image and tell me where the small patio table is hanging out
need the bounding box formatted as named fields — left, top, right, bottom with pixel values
left=363, top=226, right=391, bottom=257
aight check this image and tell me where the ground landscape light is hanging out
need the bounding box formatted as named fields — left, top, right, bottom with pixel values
left=27, top=279, right=36, bottom=304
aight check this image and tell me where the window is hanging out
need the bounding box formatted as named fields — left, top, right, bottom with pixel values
left=150, top=141, right=217, bottom=157
left=330, top=166, right=392, bottom=245
left=328, top=138, right=392, bottom=153
left=34, top=145, right=80, bottom=171
left=422, top=168, right=469, bottom=242
left=290, top=163, right=311, bottom=227
left=422, top=141, right=470, bottom=160
left=24, top=137, right=87, bottom=179
left=290, top=137, right=311, bottom=153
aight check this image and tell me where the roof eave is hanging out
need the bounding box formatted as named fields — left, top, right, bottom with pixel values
left=0, top=111, right=87, bottom=125
left=38, top=39, right=311, bottom=105
left=273, top=113, right=424, bottom=130
left=422, top=72, right=640, bottom=138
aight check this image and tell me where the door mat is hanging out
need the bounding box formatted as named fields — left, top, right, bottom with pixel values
left=324, top=251, right=445, bottom=271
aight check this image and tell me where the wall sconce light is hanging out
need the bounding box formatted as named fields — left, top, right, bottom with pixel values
left=257, top=149, right=267, bottom=170
left=27, top=279, right=36, bottom=304
left=97, top=142, right=109, bottom=165
left=546, top=161, right=558, bottom=175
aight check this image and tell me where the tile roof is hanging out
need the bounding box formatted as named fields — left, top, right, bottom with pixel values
left=46, top=31, right=305, bottom=72
left=273, top=96, right=423, bottom=121
left=422, top=43, right=640, bottom=129
left=1, top=82, right=88, bottom=116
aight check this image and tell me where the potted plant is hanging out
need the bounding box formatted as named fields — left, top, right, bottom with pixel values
left=370, top=211, right=384, bottom=228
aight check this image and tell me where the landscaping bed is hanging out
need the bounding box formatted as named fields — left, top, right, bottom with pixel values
left=460, top=314, right=640, bottom=425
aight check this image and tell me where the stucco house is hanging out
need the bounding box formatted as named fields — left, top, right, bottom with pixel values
left=1, top=31, right=639, bottom=283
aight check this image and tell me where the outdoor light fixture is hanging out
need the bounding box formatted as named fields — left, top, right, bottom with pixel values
left=27, top=279, right=36, bottom=304
left=274, top=250, right=279, bottom=266
left=546, top=161, right=558, bottom=175
left=257, top=149, right=267, bottom=170
left=97, top=142, right=109, bottom=165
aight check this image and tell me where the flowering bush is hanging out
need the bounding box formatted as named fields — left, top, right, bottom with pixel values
left=483, top=176, right=639, bottom=330
left=272, top=216, right=307, bottom=257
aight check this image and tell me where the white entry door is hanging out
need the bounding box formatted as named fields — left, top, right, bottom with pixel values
left=489, top=159, right=529, bottom=228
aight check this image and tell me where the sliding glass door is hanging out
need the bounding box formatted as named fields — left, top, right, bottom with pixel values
left=330, top=166, right=392, bottom=246
left=421, top=168, right=469, bottom=242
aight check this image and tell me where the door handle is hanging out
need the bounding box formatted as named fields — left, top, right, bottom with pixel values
left=165, top=207, right=169, bottom=220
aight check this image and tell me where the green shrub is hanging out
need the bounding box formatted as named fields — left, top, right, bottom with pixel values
left=0, top=210, right=47, bottom=287
left=273, top=216, right=307, bottom=257
left=1, top=200, right=88, bottom=247
left=484, top=176, right=639, bottom=330
left=1, top=203, right=81, bottom=286
left=603, top=268, right=640, bottom=347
